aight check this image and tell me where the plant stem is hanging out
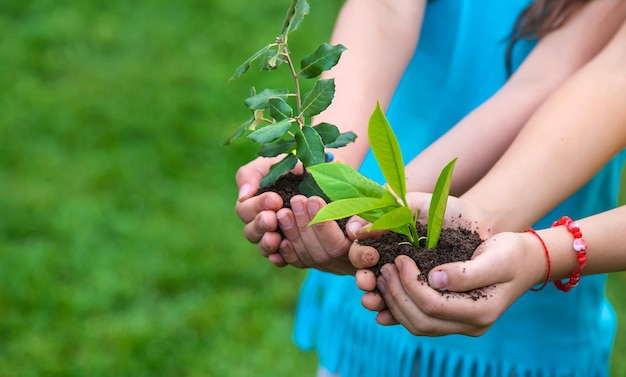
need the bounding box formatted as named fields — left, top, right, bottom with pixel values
left=408, top=221, right=420, bottom=248
left=281, top=47, right=304, bottom=127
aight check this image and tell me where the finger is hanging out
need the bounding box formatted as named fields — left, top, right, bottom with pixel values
left=288, top=196, right=348, bottom=264
left=361, top=291, right=386, bottom=312
left=244, top=211, right=279, bottom=244
left=349, top=242, right=380, bottom=269
left=375, top=310, right=399, bottom=326
left=268, top=252, right=287, bottom=267
left=236, top=192, right=283, bottom=224
left=276, top=208, right=301, bottom=244
left=235, top=158, right=281, bottom=201
left=354, top=227, right=388, bottom=240
left=235, top=167, right=264, bottom=202
left=306, top=197, right=352, bottom=259
left=427, top=239, right=513, bottom=292
left=277, top=238, right=306, bottom=268
left=355, top=269, right=378, bottom=291
left=395, top=256, right=501, bottom=331
left=257, top=231, right=282, bottom=257
left=376, top=263, right=419, bottom=329
left=345, top=216, right=370, bottom=240
left=378, top=261, right=470, bottom=336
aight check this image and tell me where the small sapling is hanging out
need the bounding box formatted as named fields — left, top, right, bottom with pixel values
left=224, top=0, right=356, bottom=191
left=308, top=103, right=457, bottom=249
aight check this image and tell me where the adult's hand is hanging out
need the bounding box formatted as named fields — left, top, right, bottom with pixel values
left=235, top=156, right=301, bottom=266
left=276, top=195, right=369, bottom=275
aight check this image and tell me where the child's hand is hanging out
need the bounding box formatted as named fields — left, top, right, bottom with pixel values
left=353, top=232, right=547, bottom=336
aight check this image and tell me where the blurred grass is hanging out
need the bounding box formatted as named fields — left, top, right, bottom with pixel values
left=0, top=0, right=341, bottom=375
left=0, top=1, right=624, bottom=376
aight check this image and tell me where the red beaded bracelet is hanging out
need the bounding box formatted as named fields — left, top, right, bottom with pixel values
left=524, top=228, right=551, bottom=291
left=552, top=216, right=587, bottom=292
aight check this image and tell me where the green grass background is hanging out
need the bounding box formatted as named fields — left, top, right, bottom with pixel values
left=0, top=1, right=624, bottom=376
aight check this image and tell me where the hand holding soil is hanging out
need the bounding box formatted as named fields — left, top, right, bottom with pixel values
left=352, top=231, right=548, bottom=337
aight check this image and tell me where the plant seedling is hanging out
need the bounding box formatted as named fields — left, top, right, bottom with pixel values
left=223, top=0, right=356, bottom=190
left=308, top=103, right=457, bottom=249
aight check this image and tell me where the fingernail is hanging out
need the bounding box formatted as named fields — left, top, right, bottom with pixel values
left=394, top=256, right=404, bottom=271
left=264, top=196, right=278, bottom=210
left=307, top=201, right=320, bottom=216
left=258, top=216, right=267, bottom=231
left=347, top=221, right=363, bottom=237
left=238, top=183, right=251, bottom=200
left=380, top=264, right=391, bottom=280
left=291, top=200, right=304, bottom=215
left=277, top=212, right=293, bottom=230
left=429, top=270, right=448, bottom=290
left=377, top=277, right=387, bottom=294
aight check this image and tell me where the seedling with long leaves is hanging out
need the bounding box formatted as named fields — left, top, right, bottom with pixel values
left=224, top=0, right=356, bottom=189
left=308, top=103, right=457, bottom=249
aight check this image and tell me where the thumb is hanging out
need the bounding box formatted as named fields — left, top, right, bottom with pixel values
left=428, top=251, right=510, bottom=292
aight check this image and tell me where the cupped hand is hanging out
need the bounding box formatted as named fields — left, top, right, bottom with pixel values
left=275, top=195, right=369, bottom=275
left=353, top=231, right=547, bottom=336
left=235, top=156, right=303, bottom=266
left=404, top=191, right=494, bottom=239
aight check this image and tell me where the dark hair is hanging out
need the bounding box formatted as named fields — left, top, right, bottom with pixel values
left=506, top=0, right=591, bottom=75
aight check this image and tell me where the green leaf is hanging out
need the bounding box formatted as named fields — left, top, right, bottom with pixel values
left=259, top=46, right=285, bottom=71
left=298, top=173, right=330, bottom=201
left=307, top=162, right=388, bottom=201
left=222, top=117, right=253, bottom=146
left=281, top=0, right=310, bottom=37
left=368, top=102, right=406, bottom=200
left=248, top=119, right=292, bottom=144
left=295, top=126, right=325, bottom=167
left=269, top=97, right=293, bottom=120
left=369, top=206, right=414, bottom=230
left=312, top=122, right=340, bottom=145
left=301, top=79, right=335, bottom=118
left=325, top=131, right=357, bottom=149
left=260, top=154, right=298, bottom=187
left=245, top=89, right=289, bottom=110
left=426, top=158, right=457, bottom=249
left=309, top=196, right=398, bottom=225
left=369, top=206, right=414, bottom=239
left=257, top=139, right=295, bottom=157
left=230, top=44, right=273, bottom=80
left=356, top=206, right=398, bottom=224
left=300, top=43, right=347, bottom=79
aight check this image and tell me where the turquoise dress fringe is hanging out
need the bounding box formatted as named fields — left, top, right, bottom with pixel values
left=293, top=1, right=625, bottom=376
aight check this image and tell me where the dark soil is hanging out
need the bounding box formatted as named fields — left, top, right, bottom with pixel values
left=257, top=172, right=305, bottom=210
left=359, top=223, right=493, bottom=300
left=258, top=173, right=489, bottom=299
left=359, top=222, right=482, bottom=278
left=256, top=172, right=349, bottom=236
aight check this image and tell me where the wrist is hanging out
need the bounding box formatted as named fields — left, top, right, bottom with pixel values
left=520, top=231, right=552, bottom=289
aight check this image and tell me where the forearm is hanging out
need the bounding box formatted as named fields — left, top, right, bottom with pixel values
left=406, top=0, right=626, bottom=195
left=524, top=206, right=626, bottom=285
left=462, top=19, right=626, bottom=234
left=316, top=0, right=426, bottom=168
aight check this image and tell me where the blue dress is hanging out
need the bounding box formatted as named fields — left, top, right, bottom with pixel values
left=293, top=1, right=625, bottom=376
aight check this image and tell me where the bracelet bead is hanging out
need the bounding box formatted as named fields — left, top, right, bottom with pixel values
left=552, top=216, right=587, bottom=292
